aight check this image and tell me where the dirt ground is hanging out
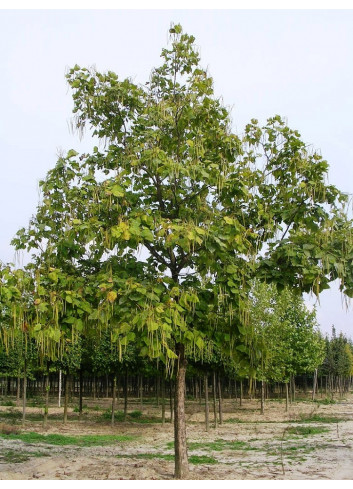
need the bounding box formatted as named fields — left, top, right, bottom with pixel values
left=1, top=393, right=353, bottom=480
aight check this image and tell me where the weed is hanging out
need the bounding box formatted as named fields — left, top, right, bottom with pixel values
left=189, top=455, right=218, bottom=465
left=102, top=409, right=160, bottom=423
left=129, top=410, right=143, bottom=419
left=0, top=432, right=135, bottom=446
left=286, top=426, right=328, bottom=436
left=0, top=409, right=22, bottom=420
left=0, top=449, right=50, bottom=464
left=224, top=418, right=243, bottom=424
left=294, top=414, right=346, bottom=424
left=168, top=439, right=255, bottom=452
left=313, top=398, right=336, bottom=405
left=73, top=404, right=89, bottom=412
left=0, top=401, right=16, bottom=407
left=117, top=453, right=174, bottom=461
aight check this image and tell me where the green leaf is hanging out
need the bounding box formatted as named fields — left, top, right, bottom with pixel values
left=111, top=185, right=125, bottom=197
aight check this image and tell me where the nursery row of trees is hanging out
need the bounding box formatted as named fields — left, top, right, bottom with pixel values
left=1, top=25, right=353, bottom=477
left=1, top=275, right=353, bottom=415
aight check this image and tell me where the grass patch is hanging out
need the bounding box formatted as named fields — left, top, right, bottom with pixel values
left=224, top=418, right=244, bottom=424
left=117, top=453, right=174, bottom=461
left=293, top=414, right=346, bottom=424
left=129, top=410, right=143, bottom=419
left=101, top=409, right=159, bottom=423
left=313, top=398, right=336, bottom=405
left=189, top=455, right=218, bottom=464
left=0, top=400, right=16, bottom=407
left=0, top=449, right=50, bottom=464
left=267, top=444, right=316, bottom=456
left=0, top=410, right=44, bottom=422
left=167, top=439, right=255, bottom=452
left=286, top=426, right=329, bottom=437
left=117, top=453, right=217, bottom=464
left=0, top=432, right=136, bottom=446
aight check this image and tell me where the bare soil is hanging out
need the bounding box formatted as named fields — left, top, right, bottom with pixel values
left=1, top=393, right=353, bottom=480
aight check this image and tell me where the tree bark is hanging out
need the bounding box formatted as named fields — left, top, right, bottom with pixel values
left=204, top=374, right=209, bottom=432
left=16, top=375, right=21, bottom=404
left=112, top=375, right=117, bottom=426
left=169, top=379, right=174, bottom=423
left=161, top=375, right=166, bottom=425
left=312, top=369, right=318, bottom=401
left=78, top=370, right=83, bottom=419
left=58, top=370, right=62, bottom=408
left=43, top=369, right=50, bottom=427
left=213, top=370, right=218, bottom=429
left=93, top=375, right=96, bottom=401
left=285, top=382, right=289, bottom=413
left=22, top=360, right=27, bottom=426
left=174, top=343, right=189, bottom=479
left=139, top=375, right=143, bottom=407
left=63, top=374, right=70, bottom=424
left=218, top=374, right=223, bottom=424
left=260, top=380, right=265, bottom=415
left=124, top=371, right=128, bottom=420
left=106, top=374, right=109, bottom=398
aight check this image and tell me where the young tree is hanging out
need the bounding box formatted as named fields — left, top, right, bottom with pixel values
left=11, top=25, right=353, bottom=478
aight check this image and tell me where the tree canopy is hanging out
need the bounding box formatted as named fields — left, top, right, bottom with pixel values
left=3, top=23, right=353, bottom=478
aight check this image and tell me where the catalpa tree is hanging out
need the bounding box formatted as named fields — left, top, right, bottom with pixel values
left=13, top=24, right=353, bottom=478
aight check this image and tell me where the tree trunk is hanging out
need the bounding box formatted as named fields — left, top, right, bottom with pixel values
left=312, top=369, right=318, bottom=401
left=58, top=370, right=62, bottom=408
left=174, top=343, right=189, bottom=479
left=139, top=375, right=143, bottom=407
left=106, top=374, right=109, bottom=398
left=93, top=375, right=96, bottom=401
left=285, top=382, right=289, bottom=413
left=16, top=375, right=21, bottom=404
left=63, top=374, right=70, bottom=424
left=124, top=371, right=128, bottom=420
left=240, top=380, right=243, bottom=407
left=204, top=374, right=209, bottom=432
left=161, top=375, right=166, bottom=425
left=260, top=380, right=265, bottom=415
left=112, top=375, right=117, bottom=426
left=22, top=360, right=27, bottom=426
left=213, top=370, right=218, bottom=429
left=79, top=370, right=83, bottom=419
left=218, top=374, right=223, bottom=425
left=199, top=377, right=202, bottom=406
left=169, top=379, right=174, bottom=423
left=43, top=370, right=50, bottom=427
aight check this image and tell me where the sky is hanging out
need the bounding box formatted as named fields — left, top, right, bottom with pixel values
left=0, top=8, right=353, bottom=338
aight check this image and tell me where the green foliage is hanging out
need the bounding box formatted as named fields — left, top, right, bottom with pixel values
left=245, top=281, right=325, bottom=383
left=4, top=24, right=352, bottom=372
left=322, top=327, right=353, bottom=378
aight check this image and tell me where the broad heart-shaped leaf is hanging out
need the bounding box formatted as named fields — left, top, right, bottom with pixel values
left=111, top=184, right=124, bottom=197
left=107, top=290, right=117, bottom=303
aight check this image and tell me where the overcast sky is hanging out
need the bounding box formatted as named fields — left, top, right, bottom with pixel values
left=1, top=9, right=352, bottom=338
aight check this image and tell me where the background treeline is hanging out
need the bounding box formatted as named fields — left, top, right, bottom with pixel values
left=1, top=276, right=352, bottom=426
